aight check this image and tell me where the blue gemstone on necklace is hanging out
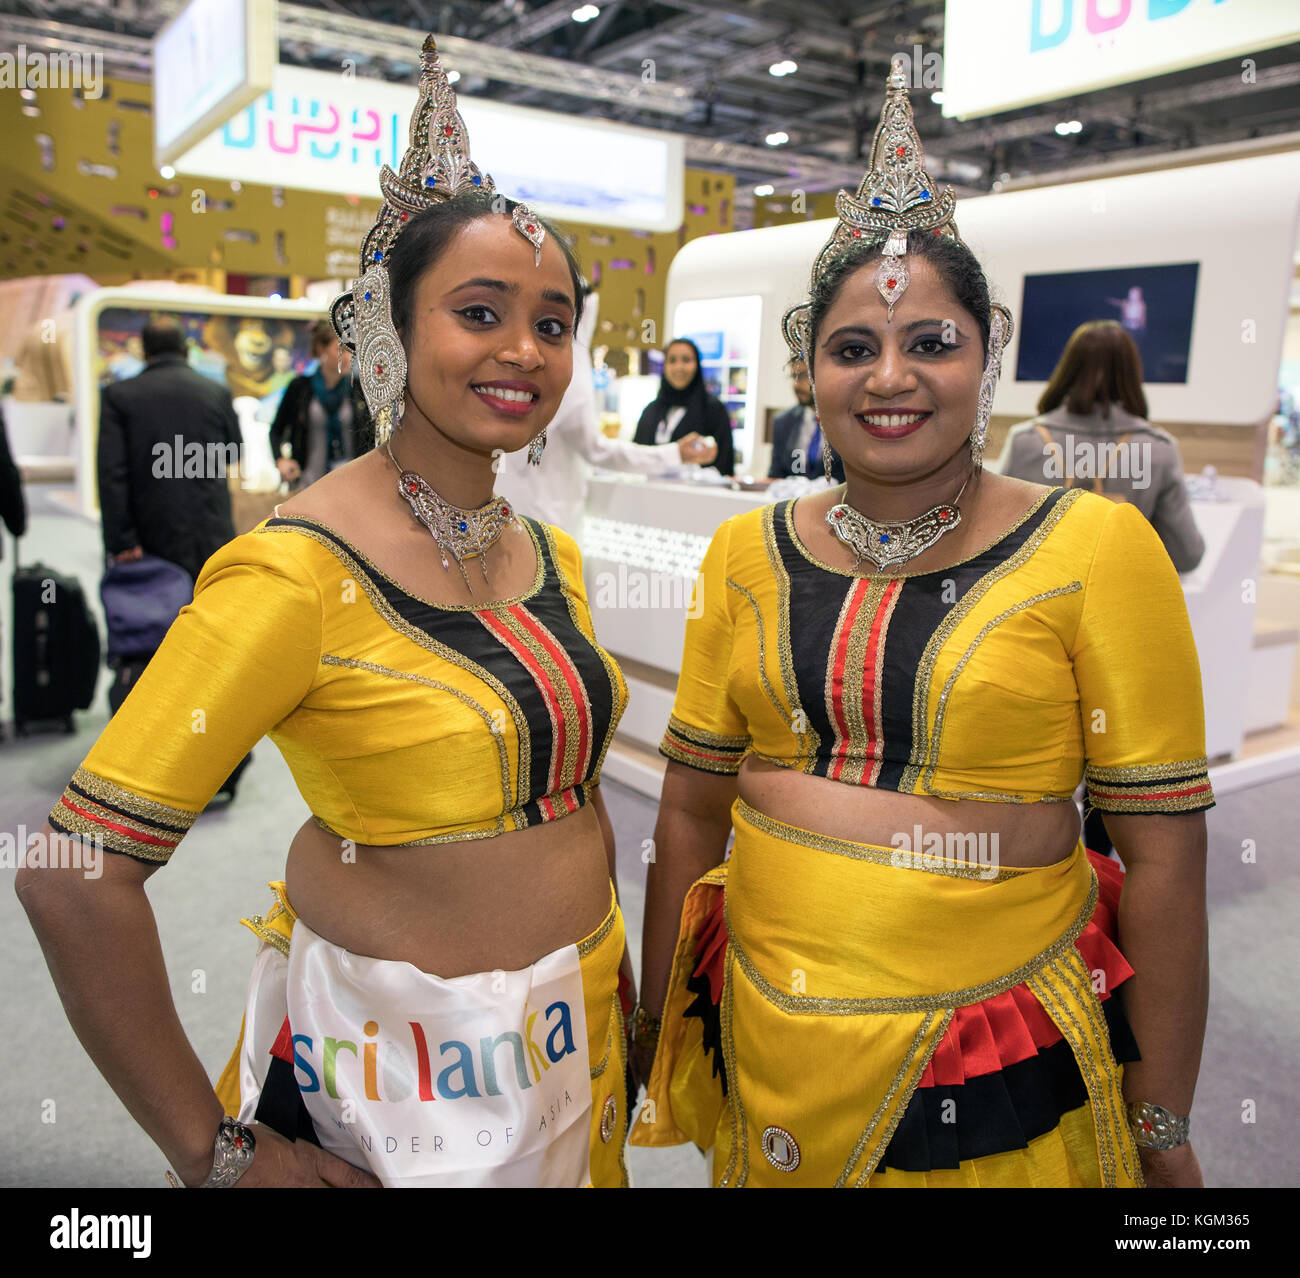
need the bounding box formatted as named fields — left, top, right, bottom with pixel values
left=879, top=533, right=890, bottom=543
left=364, top=290, right=370, bottom=301
left=920, top=190, right=930, bottom=199
left=373, top=250, right=382, bottom=261
left=459, top=521, right=468, bottom=531
left=472, top=175, right=481, bottom=185
left=871, top=197, right=882, bottom=206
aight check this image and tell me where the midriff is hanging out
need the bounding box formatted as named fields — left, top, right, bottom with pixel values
left=737, top=756, right=1082, bottom=869
left=283, top=803, right=613, bottom=977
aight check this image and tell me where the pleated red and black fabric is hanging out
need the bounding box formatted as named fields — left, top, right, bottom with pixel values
left=879, top=850, right=1137, bottom=1170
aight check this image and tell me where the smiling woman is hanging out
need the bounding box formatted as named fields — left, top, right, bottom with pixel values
left=17, top=34, right=637, bottom=1190
left=633, top=58, right=1211, bottom=1190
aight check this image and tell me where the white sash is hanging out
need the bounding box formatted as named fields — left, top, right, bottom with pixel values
left=238, top=920, right=594, bottom=1187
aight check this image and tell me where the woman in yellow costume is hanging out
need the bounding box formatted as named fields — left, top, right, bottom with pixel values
left=630, top=61, right=1210, bottom=1188
left=18, top=37, right=633, bottom=1188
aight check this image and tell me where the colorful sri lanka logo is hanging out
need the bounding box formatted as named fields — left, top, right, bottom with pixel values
left=1030, top=0, right=1228, bottom=53
left=291, top=1000, right=579, bottom=1103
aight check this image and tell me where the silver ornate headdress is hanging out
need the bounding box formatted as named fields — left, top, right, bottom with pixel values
left=330, top=34, right=547, bottom=445
left=781, top=56, right=1013, bottom=470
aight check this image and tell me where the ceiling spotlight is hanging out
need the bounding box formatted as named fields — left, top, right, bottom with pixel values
left=1054, top=119, right=1083, bottom=135
left=754, top=183, right=775, bottom=197
left=930, top=90, right=945, bottom=105
left=572, top=3, right=600, bottom=21
left=764, top=130, right=789, bottom=146
left=159, top=164, right=176, bottom=179
left=768, top=60, right=798, bottom=77
left=447, top=70, right=460, bottom=83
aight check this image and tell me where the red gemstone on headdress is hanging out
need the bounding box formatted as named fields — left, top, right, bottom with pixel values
left=443, top=125, right=453, bottom=136
left=234, top=1135, right=243, bottom=1149
left=896, top=145, right=906, bottom=157
left=401, top=213, right=408, bottom=221
left=526, top=223, right=535, bottom=232
left=501, top=505, right=511, bottom=516
left=939, top=510, right=951, bottom=522
left=887, top=278, right=897, bottom=288
left=833, top=509, right=844, bottom=519
left=851, top=229, right=861, bottom=238
left=407, top=479, right=418, bottom=493
left=375, top=364, right=383, bottom=374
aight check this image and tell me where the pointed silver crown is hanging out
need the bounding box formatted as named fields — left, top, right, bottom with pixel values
left=330, top=35, right=545, bottom=439
left=782, top=57, right=1007, bottom=361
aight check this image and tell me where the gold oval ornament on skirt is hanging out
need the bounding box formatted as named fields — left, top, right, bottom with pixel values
left=761, top=1126, right=800, bottom=1172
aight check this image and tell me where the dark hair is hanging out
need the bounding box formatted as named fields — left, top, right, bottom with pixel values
left=142, top=318, right=186, bottom=359
left=806, top=231, right=992, bottom=372
left=309, top=319, right=337, bottom=354
left=1037, top=320, right=1148, bottom=420
left=386, top=190, right=585, bottom=343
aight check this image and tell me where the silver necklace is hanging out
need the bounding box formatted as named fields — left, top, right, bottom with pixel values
left=826, top=473, right=972, bottom=572
left=386, top=441, right=516, bottom=587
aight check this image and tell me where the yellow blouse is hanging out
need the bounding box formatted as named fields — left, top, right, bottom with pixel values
left=50, top=514, right=628, bottom=861
left=661, top=487, right=1214, bottom=814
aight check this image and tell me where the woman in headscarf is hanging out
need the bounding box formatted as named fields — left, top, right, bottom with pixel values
left=633, top=338, right=736, bottom=476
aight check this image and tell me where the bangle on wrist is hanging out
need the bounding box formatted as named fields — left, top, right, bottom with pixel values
left=1128, top=1101, right=1190, bottom=1151
left=167, top=1116, right=257, bottom=1187
left=628, top=1003, right=661, bottom=1050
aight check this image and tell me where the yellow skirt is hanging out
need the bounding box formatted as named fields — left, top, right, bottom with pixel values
left=215, top=881, right=629, bottom=1187
left=632, top=800, right=1143, bottom=1188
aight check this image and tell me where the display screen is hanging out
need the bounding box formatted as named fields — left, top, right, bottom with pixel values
left=96, top=306, right=320, bottom=417
left=1015, top=262, right=1200, bottom=385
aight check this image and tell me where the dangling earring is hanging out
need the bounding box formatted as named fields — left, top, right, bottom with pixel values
left=823, top=442, right=837, bottom=484
left=970, top=306, right=1012, bottom=473
left=346, top=262, right=408, bottom=449
left=528, top=428, right=547, bottom=466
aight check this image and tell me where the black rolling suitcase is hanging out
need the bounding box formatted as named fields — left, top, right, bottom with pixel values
left=11, top=537, right=101, bottom=735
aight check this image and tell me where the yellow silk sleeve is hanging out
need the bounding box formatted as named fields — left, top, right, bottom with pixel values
left=1070, top=500, right=1214, bottom=814
left=48, top=528, right=323, bottom=862
left=659, top=516, right=752, bottom=774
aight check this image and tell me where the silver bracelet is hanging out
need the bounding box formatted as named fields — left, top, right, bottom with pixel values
left=200, top=1116, right=257, bottom=1187
left=1128, top=1100, right=1190, bottom=1151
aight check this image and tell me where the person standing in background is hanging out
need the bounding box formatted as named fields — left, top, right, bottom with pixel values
left=497, top=288, right=717, bottom=539
left=96, top=317, right=249, bottom=798
left=97, top=317, right=240, bottom=584
left=0, top=404, right=29, bottom=740
left=768, top=356, right=845, bottom=482
left=633, top=338, right=735, bottom=476
left=999, top=320, right=1204, bottom=573
left=269, top=320, right=363, bottom=490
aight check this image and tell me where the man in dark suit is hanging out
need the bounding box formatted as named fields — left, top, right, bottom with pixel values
left=98, top=318, right=240, bottom=582
left=767, top=357, right=845, bottom=483
left=97, top=318, right=250, bottom=797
